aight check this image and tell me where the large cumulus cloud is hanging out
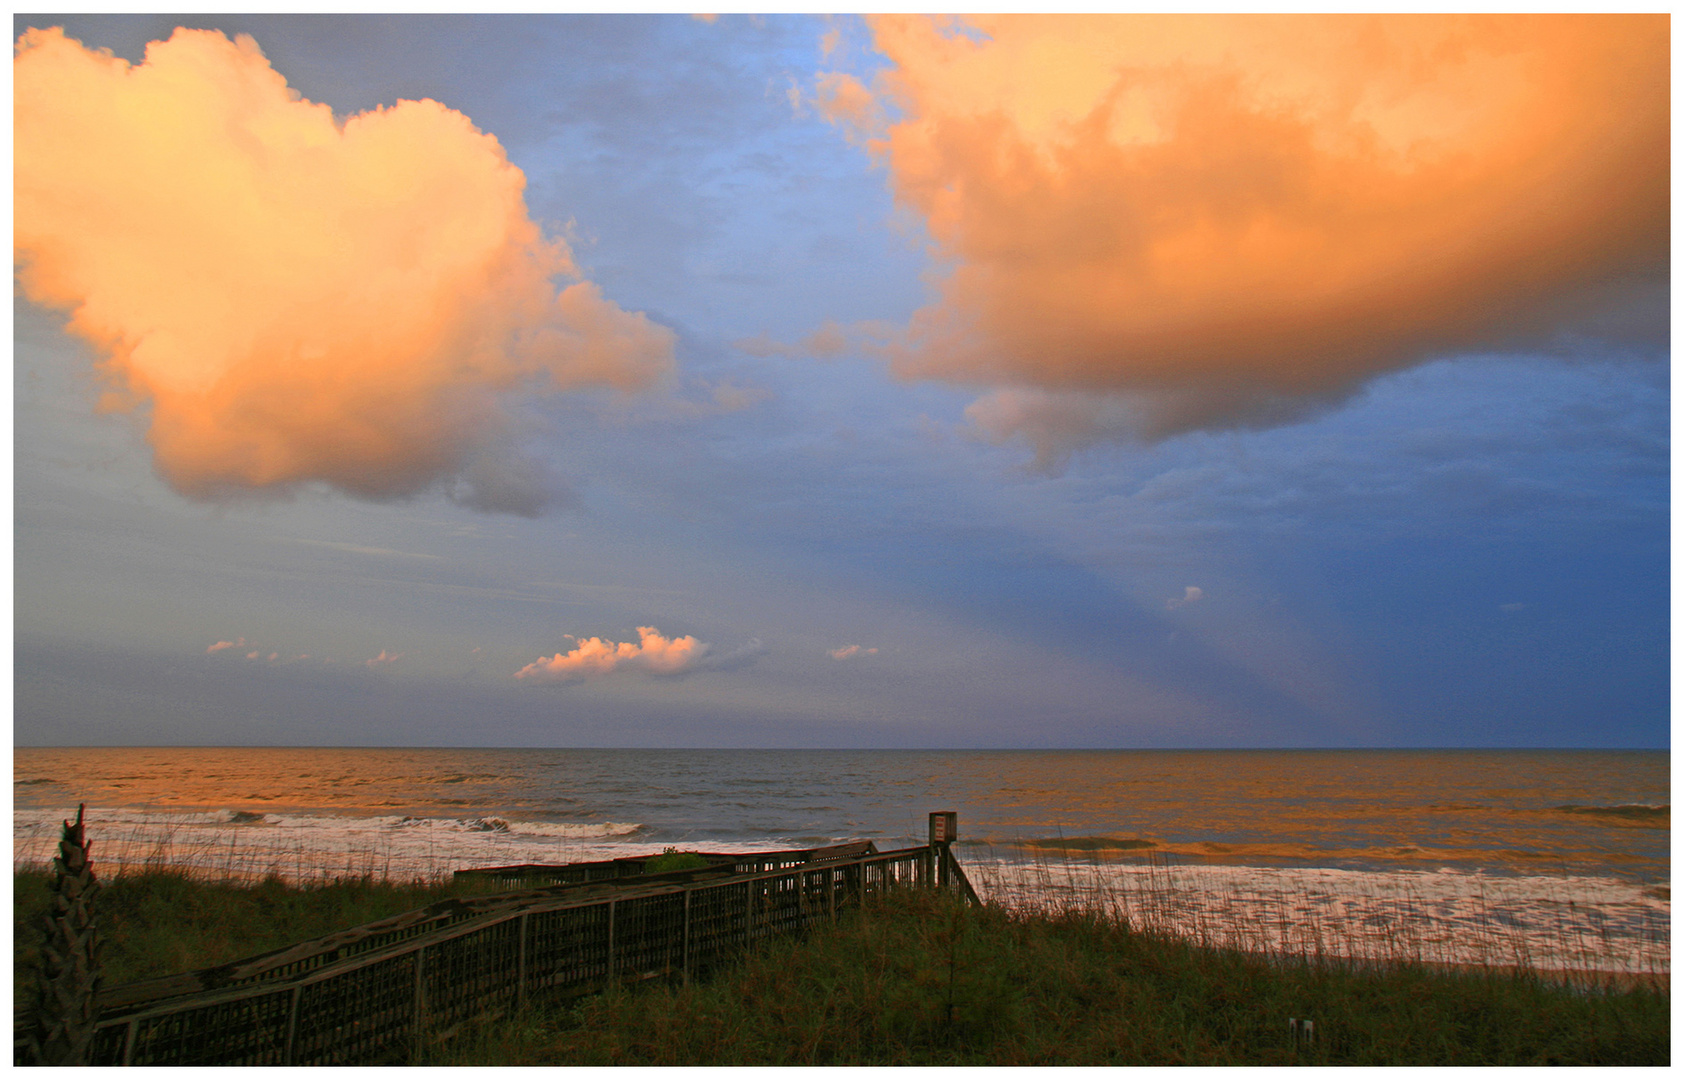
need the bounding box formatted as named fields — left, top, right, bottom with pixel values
left=822, top=15, right=1668, bottom=460
left=14, top=26, right=675, bottom=513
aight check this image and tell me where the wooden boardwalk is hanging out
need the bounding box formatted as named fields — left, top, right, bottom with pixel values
left=68, top=839, right=977, bottom=1066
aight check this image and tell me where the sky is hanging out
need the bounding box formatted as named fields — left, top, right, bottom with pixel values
left=11, top=13, right=1671, bottom=749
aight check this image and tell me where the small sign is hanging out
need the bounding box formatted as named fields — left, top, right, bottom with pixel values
left=929, top=811, right=958, bottom=844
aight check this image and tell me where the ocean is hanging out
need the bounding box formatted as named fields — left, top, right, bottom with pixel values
left=13, top=747, right=1669, bottom=976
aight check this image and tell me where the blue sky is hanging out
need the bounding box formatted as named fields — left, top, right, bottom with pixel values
left=12, top=14, right=1669, bottom=748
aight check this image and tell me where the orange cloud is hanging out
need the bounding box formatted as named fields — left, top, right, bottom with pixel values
left=834, top=15, right=1668, bottom=449
left=515, top=626, right=710, bottom=684
left=813, top=71, right=885, bottom=145
left=207, top=637, right=247, bottom=653
left=828, top=645, right=879, bottom=660
left=366, top=650, right=401, bottom=667
left=14, top=27, right=675, bottom=514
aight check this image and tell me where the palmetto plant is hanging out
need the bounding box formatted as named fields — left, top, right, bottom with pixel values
left=26, top=804, right=104, bottom=1066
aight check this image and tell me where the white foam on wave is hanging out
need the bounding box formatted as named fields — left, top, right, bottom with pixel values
left=967, top=856, right=1669, bottom=975
left=11, top=806, right=656, bottom=883
left=498, top=820, right=645, bottom=838
left=378, top=815, right=643, bottom=838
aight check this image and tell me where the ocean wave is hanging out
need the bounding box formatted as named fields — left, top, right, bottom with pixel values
left=513, top=820, right=644, bottom=839
left=1552, top=804, right=1669, bottom=825
left=12, top=805, right=663, bottom=885
left=1016, top=836, right=1157, bottom=852
left=390, top=815, right=509, bottom=832
left=385, top=815, right=643, bottom=838
left=14, top=778, right=56, bottom=786
left=972, top=835, right=1662, bottom=872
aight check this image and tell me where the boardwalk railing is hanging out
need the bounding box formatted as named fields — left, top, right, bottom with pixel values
left=449, top=839, right=882, bottom=891
left=69, top=836, right=977, bottom=1066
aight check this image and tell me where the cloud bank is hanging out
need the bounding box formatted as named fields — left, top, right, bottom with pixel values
left=515, top=627, right=710, bottom=684
left=828, top=15, right=1668, bottom=455
left=14, top=26, right=675, bottom=515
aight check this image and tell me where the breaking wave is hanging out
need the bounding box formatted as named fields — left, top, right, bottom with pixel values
left=1552, top=804, right=1669, bottom=826
left=11, top=806, right=652, bottom=884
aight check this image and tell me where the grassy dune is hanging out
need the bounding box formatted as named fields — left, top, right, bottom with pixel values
left=427, top=886, right=1666, bottom=1066
left=15, top=870, right=1667, bottom=1065
left=13, top=869, right=473, bottom=989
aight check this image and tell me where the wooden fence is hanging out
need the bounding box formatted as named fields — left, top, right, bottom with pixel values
left=63, top=838, right=976, bottom=1066
left=449, top=839, right=881, bottom=891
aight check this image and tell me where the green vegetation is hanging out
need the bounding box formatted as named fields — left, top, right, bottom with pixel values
left=14, top=871, right=1668, bottom=1066
left=643, top=847, right=710, bottom=874
left=14, top=869, right=471, bottom=988
left=426, top=887, right=1667, bottom=1067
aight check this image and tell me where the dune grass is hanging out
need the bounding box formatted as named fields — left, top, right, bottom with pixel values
left=13, top=869, right=473, bottom=989
left=14, top=869, right=1668, bottom=1065
left=424, top=886, right=1665, bottom=1066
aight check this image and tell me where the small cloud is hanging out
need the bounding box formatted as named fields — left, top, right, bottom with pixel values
left=732, top=319, right=874, bottom=361
left=828, top=645, right=879, bottom=660
left=245, top=650, right=260, bottom=660
left=471, top=646, right=482, bottom=654
left=733, top=331, right=788, bottom=358
left=691, top=13, right=718, bottom=23
left=708, top=382, right=772, bottom=413
left=207, top=637, right=247, bottom=653
left=1166, top=586, right=1204, bottom=610
left=802, top=320, right=848, bottom=358
left=267, top=651, right=279, bottom=661
left=1500, top=602, right=1526, bottom=612
left=660, top=378, right=774, bottom=419
left=515, top=626, right=709, bottom=684
left=366, top=650, right=401, bottom=667
left=813, top=70, right=886, bottom=146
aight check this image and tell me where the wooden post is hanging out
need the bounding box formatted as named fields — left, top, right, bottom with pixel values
left=681, top=889, right=692, bottom=986
left=929, top=811, right=957, bottom=891
left=606, top=900, right=617, bottom=988
left=122, top=1019, right=138, bottom=1067
left=283, top=984, right=301, bottom=1065
left=411, top=946, right=427, bottom=1061
left=516, top=913, right=529, bottom=1008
